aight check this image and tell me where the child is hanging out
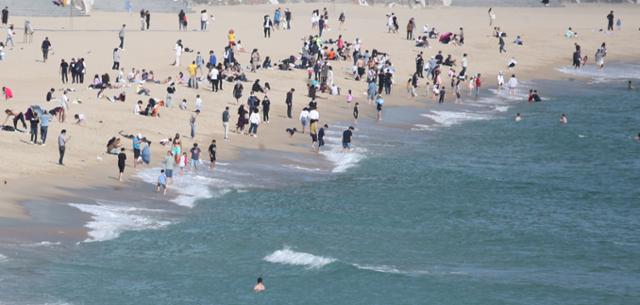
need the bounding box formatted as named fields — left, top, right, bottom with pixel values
left=157, top=169, right=167, bottom=195
left=179, top=152, right=188, bottom=176
left=346, top=89, right=353, bottom=103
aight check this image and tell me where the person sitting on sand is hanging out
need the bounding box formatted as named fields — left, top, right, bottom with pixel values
left=565, top=27, right=577, bottom=38
left=136, top=83, right=150, bottom=96
left=73, top=113, right=85, bottom=125
left=513, top=35, right=523, bottom=45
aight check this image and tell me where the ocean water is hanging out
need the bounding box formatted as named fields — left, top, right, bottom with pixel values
left=0, top=70, right=639, bottom=305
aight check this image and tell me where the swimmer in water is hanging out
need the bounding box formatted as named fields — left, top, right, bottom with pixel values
left=254, top=277, right=265, bottom=292
left=635, top=133, right=640, bottom=141
left=628, top=80, right=634, bottom=90
left=514, top=113, right=522, bottom=122
left=560, top=113, right=568, bottom=124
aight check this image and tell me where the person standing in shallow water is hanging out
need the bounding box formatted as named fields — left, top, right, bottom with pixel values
left=117, top=148, right=126, bottom=181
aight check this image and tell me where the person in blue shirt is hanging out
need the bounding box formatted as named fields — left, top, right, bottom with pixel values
left=132, top=134, right=141, bottom=167
left=156, top=169, right=167, bottom=195
left=39, top=110, right=51, bottom=145
left=208, top=50, right=217, bottom=68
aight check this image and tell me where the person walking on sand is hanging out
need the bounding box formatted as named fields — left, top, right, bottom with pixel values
left=606, top=11, right=614, bottom=32
left=1, top=7, right=8, bottom=27
left=248, top=108, right=261, bottom=137
left=117, top=147, right=126, bottom=181
left=41, top=37, right=51, bottom=63
left=286, top=88, right=294, bottom=119
left=190, top=110, right=199, bottom=138
left=5, top=24, right=15, bottom=48
left=222, top=106, right=230, bottom=141
left=498, top=35, right=506, bottom=53
left=58, top=129, right=69, bottom=165
left=29, top=112, right=39, bottom=144
left=112, top=47, right=121, bottom=70
left=39, top=110, right=51, bottom=145
left=488, top=8, right=495, bottom=26
left=263, top=15, right=273, bottom=38
left=118, top=24, right=126, bottom=49
left=406, top=18, right=415, bottom=40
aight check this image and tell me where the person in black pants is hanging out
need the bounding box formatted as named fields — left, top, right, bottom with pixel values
left=41, top=37, right=51, bottom=63
left=29, top=112, right=39, bottom=144
left=117, top=148, right=126, bottom=181
left=261, top=95, right=270, bottom=123
left=285, top=88, right=294, bottom=118
left=263, top=16, right=273, bottom=38
left=606, top=11, right=614, bottom=31
left=60, top=59, right=69, bottom=83
left=58, top=129, right=68, bottom=166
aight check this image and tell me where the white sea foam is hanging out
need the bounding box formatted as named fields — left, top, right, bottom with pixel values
left=69, top=203, right=171, bottom=242
left=353, top=264, right=404, bottom=274
left=0, top=253, right=8, bottom=263
left=494, top=106, right=509, bottom=113
left=136, top=169, right=234, bottom=208
left=320, top=147, right=366, bottom=173
left=557, top=64, right=640, bottom=81
left=21, top=241, right=62, bottom=248
left=283, top=164, right=323, bottom=172
left=411, top=124, right=436, bottom=132
left=421, top=111, right=492, bottom=127
left=263, top=247, right=337, bottom=269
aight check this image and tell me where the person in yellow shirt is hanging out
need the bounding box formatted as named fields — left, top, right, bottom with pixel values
left=228, top=29, right=236, bottom=46
left=187, top=61, right=198, bottom=89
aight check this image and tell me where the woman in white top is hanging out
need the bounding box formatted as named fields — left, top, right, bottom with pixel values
left=200, top=10, right=209, bottom=31
left=248, top=109, right=261, bottom=137
left=497, top=71, right=505, bottom=90
left=508, top=74, right=519, bottom=96
left=299, top=108, right=309, bottom=134
left=5, top=25, right=15, bottom=48
left=174, top=40, right=183, bottom=67
left=488, top=8, right=496, bottom=26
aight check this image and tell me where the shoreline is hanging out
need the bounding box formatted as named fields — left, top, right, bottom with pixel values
left=1, top=3, right=640, bottom=241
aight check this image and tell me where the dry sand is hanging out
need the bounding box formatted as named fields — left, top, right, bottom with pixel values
left=1, top=3, right=639, bottom=219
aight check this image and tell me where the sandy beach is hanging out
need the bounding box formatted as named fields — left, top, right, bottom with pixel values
left=1, top=2, right=639, bottom=221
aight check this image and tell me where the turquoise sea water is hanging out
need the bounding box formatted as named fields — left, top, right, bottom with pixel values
left=0, top=71, right=639, bottom=304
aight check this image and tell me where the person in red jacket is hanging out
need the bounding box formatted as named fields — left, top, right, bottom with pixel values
left=474, top=74, right=481, bottom=99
